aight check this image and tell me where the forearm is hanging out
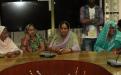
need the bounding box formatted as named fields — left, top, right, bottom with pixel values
left=5, top=50, right=22, bottom=58
left=60, top=48, right=72, bottom=54
left=80, top=18, right=91, bottom=25
left=94, top=46, right=105, bottom=52
left=38, top=43, right=45, bottom=51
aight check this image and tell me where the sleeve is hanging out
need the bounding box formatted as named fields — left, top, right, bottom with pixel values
left=8, top=38, right=23, bottom=54
left=71, top=33, right=81, bottom=51
left=94, top=45, right=105, bottom=52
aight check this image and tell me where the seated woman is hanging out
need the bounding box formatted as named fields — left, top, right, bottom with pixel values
left=48, top=21, right=80, bottom=54
left=0, top=26, right=22, bottom=57
left=94, top=20, right=121, bottom=52
left=94, top=20, right=117, bottom=52
left=20, top=24, right=45, bottom=53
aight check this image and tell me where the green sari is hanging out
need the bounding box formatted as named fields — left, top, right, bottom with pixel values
left=30, top=33, right=44, bottom=52
left=94, top=20, right=117, bottom=52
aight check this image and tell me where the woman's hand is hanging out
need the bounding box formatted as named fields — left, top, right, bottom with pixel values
left=6, top=52, right=16, bottom=58
left=57, top=48, right=72, bottom=54
left=6, top=51, right=21, bottom=58
left=47, top=47, right=72, bottom=54
left=112, top=48, right=121, bottom=55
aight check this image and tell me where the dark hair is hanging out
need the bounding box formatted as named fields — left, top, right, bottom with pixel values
left=117, top=19, right=121, bottom=28
left=59, top=21, right=70, bottom=29
left=88, top=0, right=95, bottom=3
left=25, top=24, right=36, bottom=33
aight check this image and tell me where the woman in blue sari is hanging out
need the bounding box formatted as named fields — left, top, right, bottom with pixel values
left=94, top=20, right=117, bottom=52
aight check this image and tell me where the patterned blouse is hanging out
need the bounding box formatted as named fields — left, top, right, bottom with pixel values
left=21, top=33, right=44, bottom=52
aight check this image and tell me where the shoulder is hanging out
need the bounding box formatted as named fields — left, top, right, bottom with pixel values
left=5, top=37, right=16, bottom=45
left=36, top=33, right=43, bottom=38
left=5, top=37, right=13, bottom=42
left=70, top=31, right=78, bottom=38
left=21, top=34, right=30, bottom=41
left=35, top=33, right=44, bottom=42
left=70, top=31, right=76, bottom=35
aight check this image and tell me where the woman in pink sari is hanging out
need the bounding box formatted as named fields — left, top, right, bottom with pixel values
left=0, top=26, right=22, bottom=57
left=48, top=21, right=80, bottom=54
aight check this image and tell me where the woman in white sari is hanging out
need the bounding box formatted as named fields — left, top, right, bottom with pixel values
left=0, top=26, right=22, bottom=57
left=48, top=21, right=80, bottom=54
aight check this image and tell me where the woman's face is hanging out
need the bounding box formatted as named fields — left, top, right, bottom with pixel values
left=27, top=26, right=36, bottom=37
left=108, top=27, right=115, bottom=36
left=0, top=28, right=9, bottom=40
left=60, top=23, right=69, bottom=37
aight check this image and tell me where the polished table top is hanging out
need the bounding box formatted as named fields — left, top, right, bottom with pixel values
left=0, top=51, right=121, bottom=75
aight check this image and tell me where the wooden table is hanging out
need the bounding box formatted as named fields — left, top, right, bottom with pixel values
left=0, top=51, right=121, bottom=75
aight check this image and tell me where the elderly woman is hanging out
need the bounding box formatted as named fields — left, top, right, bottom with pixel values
left=48, top=21, right=80, bottom=54
left=0, top=26, right=22, bottom=57
left=21, top=24, right=45, bottom=53
left=94, top=20, right=121, bottom=52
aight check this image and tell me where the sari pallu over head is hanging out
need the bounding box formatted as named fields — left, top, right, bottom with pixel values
left=0, top=26, right=5, bottom=35
left=49, top=22, right=71, bottom=49
left=0, top=26, right=20, bottom=54
left=49, top=23, right=80, bottom=51
left=94, top=20, right=117, bottom=52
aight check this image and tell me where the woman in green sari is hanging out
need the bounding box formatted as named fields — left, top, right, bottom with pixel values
left=21, top=24, right=45, bottom=53
left=94, top=20, right=117, bottom=52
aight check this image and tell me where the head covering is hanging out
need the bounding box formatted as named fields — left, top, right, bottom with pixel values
left=0, top=26, right=21, bottom=54
left=59, top=21, right=70, bottom=30
left=52, top=21, right=71, bottom=48
left=0, top=26, right=5, bottom=36
left=94, top=20, right=117, bottom=52
left=25, top=24, right=37, bottom=34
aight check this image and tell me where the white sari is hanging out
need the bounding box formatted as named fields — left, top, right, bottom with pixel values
left=0, top=26, right=21, bottom=54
